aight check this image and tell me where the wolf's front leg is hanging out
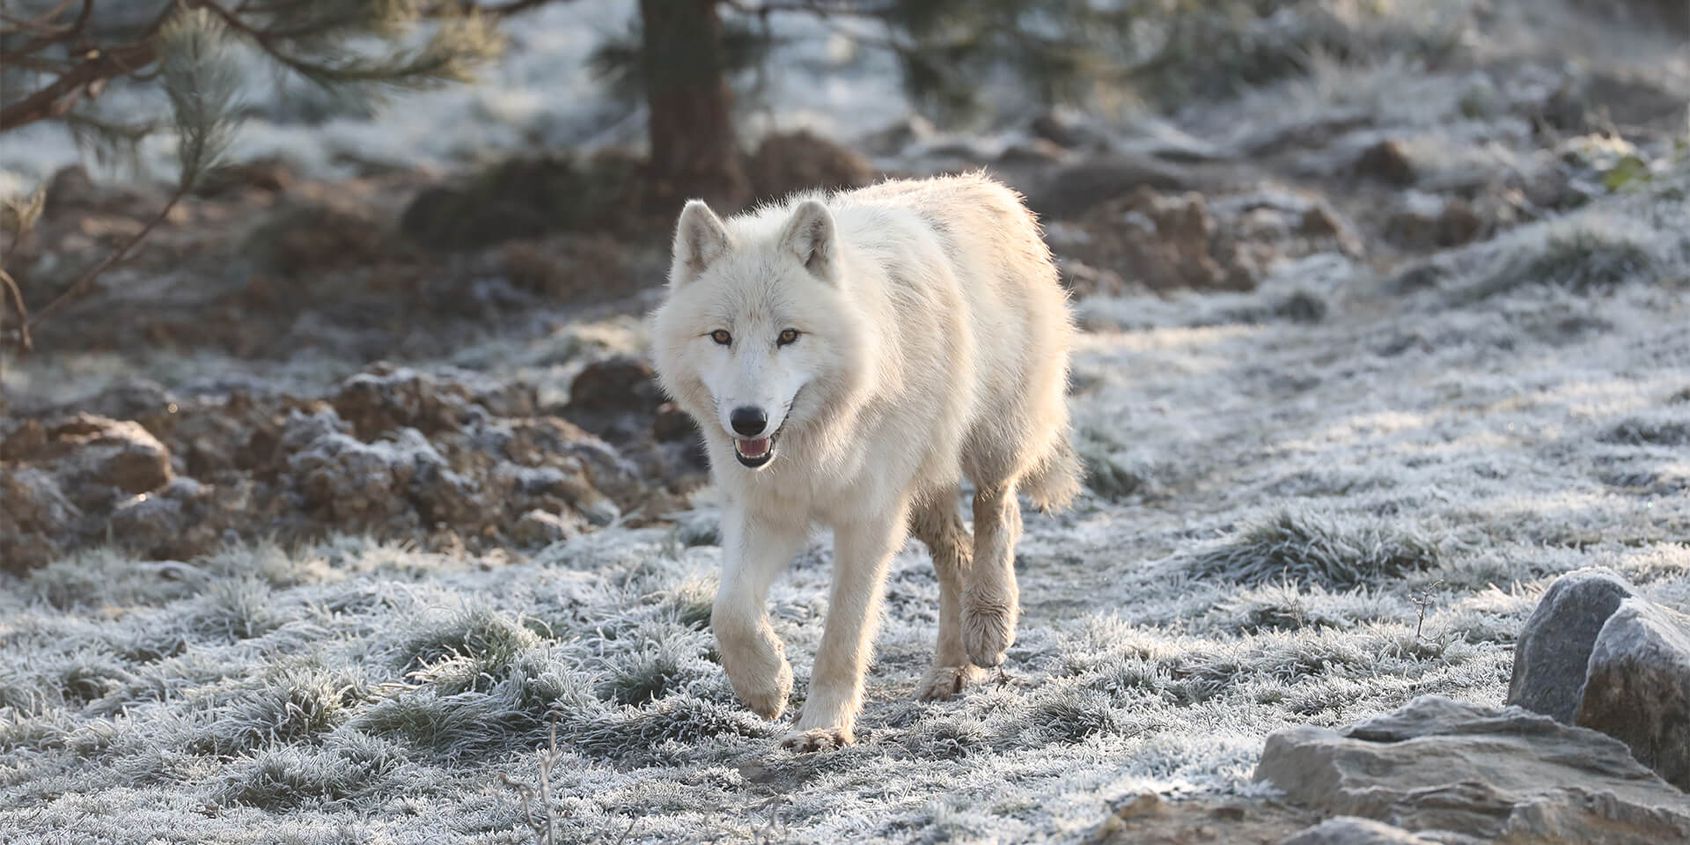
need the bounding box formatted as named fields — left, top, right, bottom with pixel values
left=714, top=507, right=808, bottom=721
left=963, top=482, right=1023, bottom=668
left=783, top=506, right=908, bottom=752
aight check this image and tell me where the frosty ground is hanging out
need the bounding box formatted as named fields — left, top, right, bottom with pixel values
left=3, top=171, right=1687, bottom=841
left=4, top=0, right=1690, bottom=841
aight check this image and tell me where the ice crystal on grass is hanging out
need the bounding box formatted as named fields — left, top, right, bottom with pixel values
left=1188, top=510, right=1442, bottom=588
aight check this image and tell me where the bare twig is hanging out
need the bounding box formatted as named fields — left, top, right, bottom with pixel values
left=0, top=0, right=81, bottom=35
left=453, top=0, right=569, bottom=17
left=1409, top=581, right=1444, bottom=640
left=0, top=267, right=33, bottom=354
left=0, top=0, right=167, bottom=132
left=748, top=794, right=789, bottom=844
left=0, top=0, right=85, bottom=41
left=501, top=720, right=565, bottom=844
left=4, top=0, right=91, bottom=50
left=612, top=816, right=636, bottom=845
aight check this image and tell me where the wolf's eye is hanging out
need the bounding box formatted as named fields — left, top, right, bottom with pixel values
left=777, top=328, right=800, bottom=346
left=710, top=330, right=732, bottom=345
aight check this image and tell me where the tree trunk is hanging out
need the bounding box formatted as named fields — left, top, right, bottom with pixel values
left=639, top=0, right=750, bottom=212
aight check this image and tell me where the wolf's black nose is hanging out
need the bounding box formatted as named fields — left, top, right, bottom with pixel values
left=730, top=406, right=767, bottom=436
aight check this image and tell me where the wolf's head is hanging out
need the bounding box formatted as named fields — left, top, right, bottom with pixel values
left=650, top=198, right=870, bottom=472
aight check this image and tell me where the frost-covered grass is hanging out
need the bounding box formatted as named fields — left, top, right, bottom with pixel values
left=3, top=174, right=1688, bottom=842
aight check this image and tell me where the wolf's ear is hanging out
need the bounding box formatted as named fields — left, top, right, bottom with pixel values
left=671, top=200, right=731, bottom=286
left=779, top=199, right=838, bottom=284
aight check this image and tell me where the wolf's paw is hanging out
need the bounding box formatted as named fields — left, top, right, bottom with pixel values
left=961, top=597, right=1016, bottom=668
left=780, top=726, right=854, bottom=753
left=916, top=664, right=983, bottom=702
left=729, top=656, right=793, bottom=720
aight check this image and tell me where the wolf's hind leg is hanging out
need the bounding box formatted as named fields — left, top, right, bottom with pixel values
left=785, top=503, right=908, bottom=750
left=910, top=489, right=984, bottom=700
left=963, top=481, right=1022, bottom=668
left=714, top=510, right=807, bottom=721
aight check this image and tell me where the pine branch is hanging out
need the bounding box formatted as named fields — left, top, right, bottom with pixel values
left=0, top=41, right=157, bottom=131
left=201, top=0, right=502, bottom=93
left=24, top=6, right=239, bottom=335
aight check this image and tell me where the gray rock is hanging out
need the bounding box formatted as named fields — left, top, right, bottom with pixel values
left=1255, top=695, right=1690, bottom=844
left=1279, top=816, right=1434, bottom=845
left=283, top=410, right=480, bottom=533
left=1507, top=567, right=1635, bottom=722
left=0, top=467, right=79, bottom=572
left=1577, top=597, right=1690, bottom=791
left=54, top=415, right=174, bottom=505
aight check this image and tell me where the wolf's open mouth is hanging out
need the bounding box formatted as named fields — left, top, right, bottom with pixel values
left=733, top=435, right=776, bottom=468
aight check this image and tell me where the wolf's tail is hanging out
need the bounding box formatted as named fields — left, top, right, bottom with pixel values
left=1023, top=433, right=1083, bottom=513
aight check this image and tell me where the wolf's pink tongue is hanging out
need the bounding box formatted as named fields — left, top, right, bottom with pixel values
left=739, top=437, right=770, bottom=457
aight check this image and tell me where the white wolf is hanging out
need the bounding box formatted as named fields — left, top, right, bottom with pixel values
left=650, top=173, right=1079, bottom=751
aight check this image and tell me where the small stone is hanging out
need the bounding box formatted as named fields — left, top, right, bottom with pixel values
left=1279, top=817, right=1434, bottom=845
left=1354, top=140, right=1416, bottom=186
left=1507, top=567, right=1635, bottom=723
left=512, top=509, right=580, bottom=547
left=1109, top=792, right=1161, bottom=821
left=0, top=467, right=79, bottom=572
left=1387, top=193, right=1484, bottom=250
left=48, top=415, right=174, bottom=504
left=109, top=477, right=237, bottom=561
left=1577, top=597, right=1690, bottom=791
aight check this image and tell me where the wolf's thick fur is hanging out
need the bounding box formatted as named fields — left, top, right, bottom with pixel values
left=651, top=174, right=1078, bottom=751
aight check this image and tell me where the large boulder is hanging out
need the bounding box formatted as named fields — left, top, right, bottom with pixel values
left=1255, top=695, right=1690, bottom=844
left=1506, top=567, right=1636, bottom=722
left=1577, top=598, right=1690, bottom=791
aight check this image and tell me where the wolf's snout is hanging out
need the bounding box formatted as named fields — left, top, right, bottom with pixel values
left=730, top=406, right=768, bottom=436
